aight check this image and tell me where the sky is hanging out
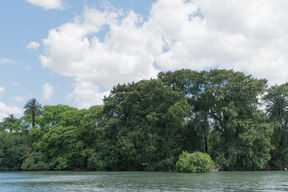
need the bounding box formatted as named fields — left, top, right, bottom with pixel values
left=1, top=0, right=288, bottom=120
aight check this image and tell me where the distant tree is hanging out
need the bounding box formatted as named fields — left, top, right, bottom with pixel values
left=23, top=98, right=42, bottom=127
left=2, top=114, right=18, bottom=132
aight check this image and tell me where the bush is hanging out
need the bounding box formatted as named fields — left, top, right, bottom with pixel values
left=176, top=151, right=218, bottom=173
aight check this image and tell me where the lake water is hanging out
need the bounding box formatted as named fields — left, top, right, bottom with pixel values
left=0, top=171, right=288, bottom=191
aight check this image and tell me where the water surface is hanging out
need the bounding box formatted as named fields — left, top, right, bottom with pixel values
left=0, top=171, right=287, bottom=191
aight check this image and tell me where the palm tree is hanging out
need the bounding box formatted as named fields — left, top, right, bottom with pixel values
left=2, top=114, right=18, bottom=132
left=23, top=98, right=42, bottom=127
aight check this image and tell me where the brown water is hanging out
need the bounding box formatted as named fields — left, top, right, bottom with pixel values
left=0, top=171, right=287, bottom=191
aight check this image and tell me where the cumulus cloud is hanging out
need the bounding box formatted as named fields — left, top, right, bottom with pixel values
left=25, top=0, right=64, bottom=10
left=27, top=41, right=40, bottom=50
left=150, top=0, right=288, bottom=85
left=40, top=6, right=159, bottom=107
left=40, top=0, right=288, bottom=108
left=67, top=80, right=110, bottom=109
left=42, top=83, right=55, bottom=101
left=0, top=102, right=22, bottom=121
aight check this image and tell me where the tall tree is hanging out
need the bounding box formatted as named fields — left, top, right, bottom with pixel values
left=159, top=69, right=271, bottom=170
left=23, top=98, right=42, bottom=127
left=98, top=79, right=189, bottom=171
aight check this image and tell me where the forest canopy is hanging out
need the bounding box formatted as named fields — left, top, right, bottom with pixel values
left=0, top=69, right=287, bottom=171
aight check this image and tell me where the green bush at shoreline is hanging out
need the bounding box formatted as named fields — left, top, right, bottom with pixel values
left=176, top=151, right=218, bottom=173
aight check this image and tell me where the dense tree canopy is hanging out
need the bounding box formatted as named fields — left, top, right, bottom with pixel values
left=0, top=69, right=286, bottom=171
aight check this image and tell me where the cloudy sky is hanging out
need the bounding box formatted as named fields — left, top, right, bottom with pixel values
left=1, top=0, right=288, bottom=120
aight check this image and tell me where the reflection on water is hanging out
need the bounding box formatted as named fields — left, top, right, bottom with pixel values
left=0, top=171, right=287, bottom=191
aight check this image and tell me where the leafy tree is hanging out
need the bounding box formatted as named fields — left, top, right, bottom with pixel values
left=221, top=109, right=273, bottom=170
left=159, top=69, right=271, bottom=170
left=23, top=98, right=42, bottom=127
left=158, top=69, right=207, bottom=153
left=100, top=79, right=190, bottom=171
left=36, top=125, right=85, bottom=170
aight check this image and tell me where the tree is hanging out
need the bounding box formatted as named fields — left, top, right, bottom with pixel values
left=99, top=79, right=189, bottom=171
left=2, top=114, right=18, bottom=132
left=263, top=83, right=288, bottom=168
left=263, top=83, right=288, bottom=122
left=23, top=98, right=42, bottom=127
left=159, top=69, right=270, bottom=170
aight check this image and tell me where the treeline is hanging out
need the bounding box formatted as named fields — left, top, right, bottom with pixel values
left=0, top=69, right=287, bottom=171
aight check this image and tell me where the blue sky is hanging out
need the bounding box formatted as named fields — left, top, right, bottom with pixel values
left=1, top=0, right=288, bottom=119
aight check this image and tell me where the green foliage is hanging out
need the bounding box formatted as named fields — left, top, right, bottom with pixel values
left=0, top=132, right=30, bottom=170
left=21, top=152, right=49, bottom=170
left=1, top=114, right=18, bottom=132
left=100, top=79, right=189, bottom=171
left=0, top=69, right=286, bottom=171
left=176, top=151, right=217, bottom=173
left=214, top=154, right=229, bottom=171
left=226, top=111, right=273, bottom=170
left=87, top=152, right=107, bottom=171
left=263, top=83, right=288, bottom=168
left=36, top=125, right=85, bottom=170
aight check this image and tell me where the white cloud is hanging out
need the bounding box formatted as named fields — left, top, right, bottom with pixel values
left=0, top=58, right=15, bottom=65
left=42, top=83, right=55, bottom=101
left=0, top=102, right=22, bottom=121
left=0, top=87, right=5, bottom=95
left=25, top=0, right=64, bottom=10
left=11, top=96, right=25, bottom=102
left=150, top=0, right=288, bottom=85
left=40, top=7, right=159, bottom=107
left=40, top=0, right=288, bottom=108
left=67, top=80, right=110, bottom=109
left=27, top=41, right=40, bottom=50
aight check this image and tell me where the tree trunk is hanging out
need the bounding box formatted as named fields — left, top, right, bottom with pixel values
left=32, top=114, right=35, bottom=127
left=204, top=132, right=209, bottom=154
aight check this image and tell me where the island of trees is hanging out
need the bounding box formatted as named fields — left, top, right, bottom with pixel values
left=0, top=69, right=287, bottom=172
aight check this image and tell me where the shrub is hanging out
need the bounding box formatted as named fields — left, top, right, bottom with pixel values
left=176, top=151, right=218, bottom=173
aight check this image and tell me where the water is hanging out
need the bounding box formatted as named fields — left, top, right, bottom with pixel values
left=0, top=171, right=288, bottom=191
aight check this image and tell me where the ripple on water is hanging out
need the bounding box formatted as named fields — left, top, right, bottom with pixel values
left=0, top=171, right=288, bottom=192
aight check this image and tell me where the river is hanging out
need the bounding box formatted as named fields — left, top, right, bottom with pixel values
left=0, top=171, right=287, bottom=191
